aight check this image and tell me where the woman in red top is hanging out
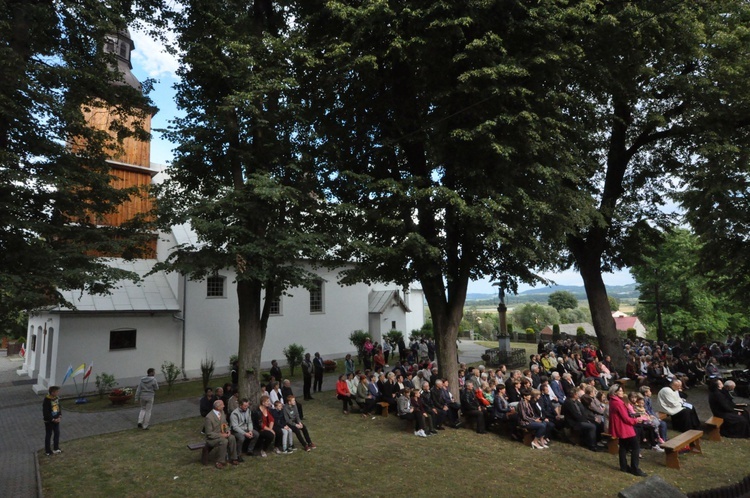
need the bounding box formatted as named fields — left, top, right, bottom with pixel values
left=373, top=347, right=385, bottom=372
left=608, top=384, right=646, bottom=477
left=336, top=374, right=354, bottom=414
left=251, top=395, right=276, bottom=457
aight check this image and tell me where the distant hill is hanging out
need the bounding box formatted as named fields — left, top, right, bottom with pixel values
left=466, top=283, right=638, bottom=305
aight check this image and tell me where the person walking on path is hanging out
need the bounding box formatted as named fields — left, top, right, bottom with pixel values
left=135, top=368, right=159, bottom=430
left=42, top=386, right=62, bottom=456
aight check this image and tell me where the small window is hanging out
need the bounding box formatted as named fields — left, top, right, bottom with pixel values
left=207, top=274, right=226, bottom=297
left=391, top=321, right=396, bottom=330
left=269, top=296, right=281, bottom=315
left=105, top=40, right=115, bottom=54
left=309, top=280, right=324, bottom=313
left=119, top=41, right=128, bottom=58
left=110, top=329, right=136, bottom=350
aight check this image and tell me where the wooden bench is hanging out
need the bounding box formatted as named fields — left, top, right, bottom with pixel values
left=703, top=416, right=723, bottom=442
left=377, top=401, right=390, bottom=417
left=187, top=442, right=209, bottom=465
left=658, top=411, right=669, bottom=421
left=601, top=432, right=618, bottom=455
left=660, top=429, right=703, bottom=469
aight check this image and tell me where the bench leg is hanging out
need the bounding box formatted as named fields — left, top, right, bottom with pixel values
left=706, top=426, right=721, bottom=442
left=665, top=450, right=680, bottom=470
left=382, top=405, right=388, bottom=417
left=522, top=432, right=534, bottom=447
left=691, top=439, right=702, bottom=454
left=608, top=438, right=618, bottom=455
left=201, top=446, right=209, bottom=466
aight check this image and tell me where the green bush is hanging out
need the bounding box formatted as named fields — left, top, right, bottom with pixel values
left=694, top=330, right=708, bottom=345
left=507, top=323, right=513, bottom=335
left=626, top=328, right=637, bottom=341
left=552, top=324, right=561, bottom=342
left=384, top=330, right=403, bottom=348
left=419, top=321, right=434, bottom=340
left=576, top=326, right=586, bottom=340
left=349, top=330, right=370, bottom=365
left=161, top=361, right=182, bottom=393
left=525, top=328, right=535, bottom=342
left=283, top=343, right=305, bottom=376
left=200, top=356, right=215, bottom=392
left=95, top=372, right=117, bottom=399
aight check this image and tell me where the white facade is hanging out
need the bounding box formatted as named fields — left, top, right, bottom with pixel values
left=20, top=227, right=425, bottom=394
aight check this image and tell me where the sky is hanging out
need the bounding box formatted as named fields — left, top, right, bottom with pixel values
left=127, top=29, right=636, bottom=296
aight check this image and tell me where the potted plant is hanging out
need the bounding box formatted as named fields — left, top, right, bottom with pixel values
left=108, top=387, right=134, bottom=405
left=323, top=359, right=337, bottom=373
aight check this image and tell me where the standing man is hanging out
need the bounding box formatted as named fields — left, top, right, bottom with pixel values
left=313, top=352, right=324, bottom=394
left=302, top=353, right=314, bottom=400
left=205, top=399, right=238, bottom=469
left=42, top=385, right=62, bottom=456
left=136, top=368, right=159, bottom=430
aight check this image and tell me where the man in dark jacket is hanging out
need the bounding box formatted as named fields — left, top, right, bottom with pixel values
left=562, top=389, right=598, bottom=452
left=301, top=353, right=313, bottom=400
left=460, top=381, right=487, bottom=434
left=312, top=352, right=324, bottom=393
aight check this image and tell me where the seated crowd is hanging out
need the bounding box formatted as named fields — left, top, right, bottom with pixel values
left=198, top=334, right=749, bottom=470
left=200, top=379, right=316, bottom=469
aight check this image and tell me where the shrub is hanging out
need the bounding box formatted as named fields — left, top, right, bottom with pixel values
left=384, top=330, right=403, bottom=348
left=283, top=343, right=305, bottom=376
left=349, top=330, right=370, bottom=365
left=507, top=323, right=513, bottom=335
left=552, top=324, right=561, bottom=342
left=576, top=327, right=586, bottom=340
left=200, top=356, right=215, bottom=392
left=627, top=328, right=637, bottom=341
left=525, top=328, right=535, bottom=342
left=95, top=373, right=117, bottom=399
left=694, top=330, right=708, bottom=345
left=161, top=361, right=182, bottom=393
left=229, top=354, right=238, bottom=367
left=419, top=321, right=434, bottom=340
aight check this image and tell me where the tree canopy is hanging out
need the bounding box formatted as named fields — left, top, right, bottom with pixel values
left=548, top=291, right=579, bottom=311
left=0, top=0, right=167, bottom=322
left=154, top=0, right=327, bottom=402
left=631, top=228, right=749, bottom=341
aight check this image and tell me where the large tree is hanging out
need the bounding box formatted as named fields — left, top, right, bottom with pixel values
left=0, top=0, right=166, bottom=321
left=631, top=228, right=748, bottom=341
left=155, top=0, right=326, bottom=403
left=548, top=291, right=579, bottom=312
left=559, top=0, right=750, bottom=370
left=298, top=1, right=586, bottom=397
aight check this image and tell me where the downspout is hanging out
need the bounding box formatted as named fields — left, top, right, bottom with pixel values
left=172, top=273, right=187, bottom=379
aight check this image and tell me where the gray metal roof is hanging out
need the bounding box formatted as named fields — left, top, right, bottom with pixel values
left=368, top=290, right=411, bottom=314
left=55, top=258, right=180, bottom=312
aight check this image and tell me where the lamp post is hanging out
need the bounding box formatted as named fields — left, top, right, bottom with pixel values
left=492, top=282, right=511, bottom=354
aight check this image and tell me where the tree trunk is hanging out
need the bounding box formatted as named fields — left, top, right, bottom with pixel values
left=574, top=246, right=627, bottom=374
left=421, top=274, right=465, bottom=402
left=236, top=279, right=266, bottom=406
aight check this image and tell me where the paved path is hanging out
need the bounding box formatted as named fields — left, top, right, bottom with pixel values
left=0, top=341, right=489, bottom=498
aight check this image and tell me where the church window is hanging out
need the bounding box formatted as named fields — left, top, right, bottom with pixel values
left=206, top=274, right=226, bottom=298
left=309, top=280, right=324, bottom=313
left=110, top=329, right=136, bottom=350
left=269, top=296, right=281, bottom=315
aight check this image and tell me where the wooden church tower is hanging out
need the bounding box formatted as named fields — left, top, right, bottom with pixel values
left=80, top=28, right=158, bottom=257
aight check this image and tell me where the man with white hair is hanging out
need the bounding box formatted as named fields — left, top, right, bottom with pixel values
left=657, top=380, right=701, bottom=432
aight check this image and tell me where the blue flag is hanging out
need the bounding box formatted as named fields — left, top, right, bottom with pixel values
left=61, top=364, right=74, bottom=385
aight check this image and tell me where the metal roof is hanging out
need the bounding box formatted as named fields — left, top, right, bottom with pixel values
left=54, top=258, right=179, bottom=312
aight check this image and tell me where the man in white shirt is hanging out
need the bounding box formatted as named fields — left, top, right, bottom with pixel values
left=657, top=380, right=701, bottom=432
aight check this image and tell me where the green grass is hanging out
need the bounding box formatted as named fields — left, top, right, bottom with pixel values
left=42, top=389, right=750, bottom=497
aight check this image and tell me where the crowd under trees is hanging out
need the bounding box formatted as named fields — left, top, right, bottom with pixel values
left=4, top=0, right=750, bottom=403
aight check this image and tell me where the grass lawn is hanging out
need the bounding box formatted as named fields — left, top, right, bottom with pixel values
left=41, top=388, right=750, bottom=497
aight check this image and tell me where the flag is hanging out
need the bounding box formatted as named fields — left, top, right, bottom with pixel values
left=62, top=365, right=74, bottom=385
left=83, top=362, right=93, bottom=380
left=20, top=343, right=25, bottom=358
left=71, top=363, right=85, bottom=378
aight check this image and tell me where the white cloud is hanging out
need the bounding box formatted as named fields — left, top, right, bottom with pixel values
left=131, top=28, right=179, bottom=79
